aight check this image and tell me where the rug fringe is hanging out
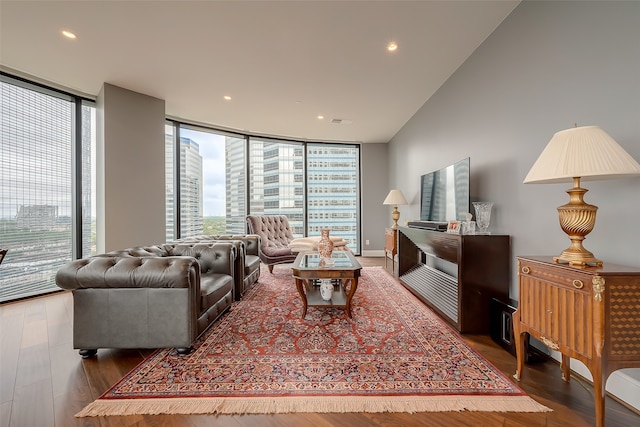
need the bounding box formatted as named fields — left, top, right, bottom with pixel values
left=75, top=395, right=552, bottom=417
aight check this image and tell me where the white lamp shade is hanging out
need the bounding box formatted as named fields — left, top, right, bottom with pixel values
left=383, top=189, right=408, bottom=205
left=524, top=126, right=640, bottom=184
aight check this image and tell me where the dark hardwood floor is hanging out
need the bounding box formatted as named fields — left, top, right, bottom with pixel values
left=2, top=256, right=639, bottom=427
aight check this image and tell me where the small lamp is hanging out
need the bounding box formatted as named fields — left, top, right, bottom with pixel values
left=383, top=189, right=408, bottom=229
left=524, top=125, right=640, bottom=266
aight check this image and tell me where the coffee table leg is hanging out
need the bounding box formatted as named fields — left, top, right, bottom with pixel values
left=295, top=278, right=308, bottom=318
left=345, top=277, right=358, bottom=318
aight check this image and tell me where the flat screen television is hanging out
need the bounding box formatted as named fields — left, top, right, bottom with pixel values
left=420, top=157, right=470, bottom=223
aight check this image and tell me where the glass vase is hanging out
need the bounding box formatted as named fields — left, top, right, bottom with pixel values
left=473, top=202, right=493, bottom=235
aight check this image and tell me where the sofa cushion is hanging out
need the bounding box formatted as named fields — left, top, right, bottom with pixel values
left=199, top=274, right=233, bottom=314
left=261, top=245, right=295, bottom=257
left=245, top=254, right=261, bottom=275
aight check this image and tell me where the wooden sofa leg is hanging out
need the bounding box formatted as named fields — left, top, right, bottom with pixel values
left=268, top=265, right=274, bottom=273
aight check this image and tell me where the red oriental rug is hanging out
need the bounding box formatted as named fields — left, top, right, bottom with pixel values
left=76, top=266, right=550, bottom=417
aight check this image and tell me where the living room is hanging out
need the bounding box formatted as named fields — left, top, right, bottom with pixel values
left=1, top=1, right=640, bottom=426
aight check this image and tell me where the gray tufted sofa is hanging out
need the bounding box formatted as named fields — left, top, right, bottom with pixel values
left=55, top=242, right=236, bottom=357
left=246, top=215, right=298, bottom=273
left=176, top=234, right=261, bottom=299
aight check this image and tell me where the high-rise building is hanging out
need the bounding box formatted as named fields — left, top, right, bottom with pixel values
left=167, top=131, right=360, bottom=253
left=307, top=144, right=359, bottom=252
left=248, top=140, right=306, bottom=236
left=224, top=136, right=247, bottom=234
left=165, top=134, right=204, bottom=240
left=179, top=137, right=203, bottom=238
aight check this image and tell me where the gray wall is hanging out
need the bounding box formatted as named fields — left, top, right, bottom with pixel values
left=361, top=143, right=389, bottom=255
left=387, top=0, right=640, bottom=407
left=97, top=83, right=166, bottom=252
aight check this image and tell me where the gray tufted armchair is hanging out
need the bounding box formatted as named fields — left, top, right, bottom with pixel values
left=55, top=243, right=236, bottom=357
left=175, top=234, right=261, bottom=299
left=246, top=215, right=297, bottom=272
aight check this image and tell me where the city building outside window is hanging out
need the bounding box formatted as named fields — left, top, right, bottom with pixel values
left=0, top=76, right=95, bottom=302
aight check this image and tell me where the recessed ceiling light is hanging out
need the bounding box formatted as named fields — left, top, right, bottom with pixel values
left=224, top=95, right=232, bottom=101
left=62, top=30, right=77, bottom=39
left=387, top=42, right=398, bottom=52
left=317, top=115, right=324, bottom=120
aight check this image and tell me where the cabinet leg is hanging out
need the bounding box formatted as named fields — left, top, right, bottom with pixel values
left=512, top=311, right=525, bottom=381
left=591, top=366, right=606, bottom=427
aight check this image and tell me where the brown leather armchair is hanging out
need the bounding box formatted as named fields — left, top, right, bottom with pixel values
left=246, top=215, right=297, bottom=272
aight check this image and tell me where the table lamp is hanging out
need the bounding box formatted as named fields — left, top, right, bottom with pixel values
left=383, top=189, right=408, bottom=229
left=524, top=125, right=640, bottom=266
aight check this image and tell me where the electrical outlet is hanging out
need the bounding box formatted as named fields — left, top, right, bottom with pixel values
left=365, top=239, right=370, bottom=245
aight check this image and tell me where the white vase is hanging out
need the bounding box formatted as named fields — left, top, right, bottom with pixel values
left=320, top=280, right=333, bottom=301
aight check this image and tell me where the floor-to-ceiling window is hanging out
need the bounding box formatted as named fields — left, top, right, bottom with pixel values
left=166, top=120, right=361, bottom=254
left=165, top=123, right=247, bottom=240
left=307, top=143, right=360, bottom=253
left=249, top=137, right=306, bottom=236
left=0, top=75, right=95, bottom=302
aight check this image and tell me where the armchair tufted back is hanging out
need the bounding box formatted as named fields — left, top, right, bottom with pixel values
left=246, top=215, right=294, bottom=248
left=170, top=243, right=235, bottom=276
left=99, top=245, right=173, bottom=258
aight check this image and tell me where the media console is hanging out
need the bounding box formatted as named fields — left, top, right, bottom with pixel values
left=407, top=220, right=448, bottom=231
left=398, top=226, right=510, bottom=333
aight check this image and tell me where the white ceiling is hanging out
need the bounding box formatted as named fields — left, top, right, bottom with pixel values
left=0, top=1, right=519, bottom=143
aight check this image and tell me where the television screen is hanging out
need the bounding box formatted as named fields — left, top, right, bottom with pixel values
left=420, top=157, right=470, bottom=222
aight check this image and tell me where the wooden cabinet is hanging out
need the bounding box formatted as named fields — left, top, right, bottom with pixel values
left=397, top=226, right=510, bottom=333
left=513, top=256, right=640, bottom=427
left=384, top=228, right=397, bottom=271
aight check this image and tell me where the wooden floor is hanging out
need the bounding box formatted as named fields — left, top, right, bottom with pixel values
left=1, top=257, right=639, bottom=427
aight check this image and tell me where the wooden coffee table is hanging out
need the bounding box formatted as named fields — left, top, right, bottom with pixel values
left=291, top=251, right=362, bottom=318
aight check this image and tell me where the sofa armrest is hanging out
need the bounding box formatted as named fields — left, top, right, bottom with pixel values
left=56, top=256, right=200, bottom=290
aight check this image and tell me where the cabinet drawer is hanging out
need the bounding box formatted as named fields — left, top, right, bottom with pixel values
left=518, top=259, right=592, bottom=295
left=518, top=260, right=593, bottom=358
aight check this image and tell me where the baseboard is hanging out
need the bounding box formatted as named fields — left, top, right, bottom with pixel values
left=546, top=350, right=640, bottom=413
left=361, top=249, right=385, bottom=257
left=608, top=370, right=640, bottom=414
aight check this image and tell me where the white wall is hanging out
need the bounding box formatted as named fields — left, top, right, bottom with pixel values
left=97, top=83, right=166, bottom=252
left=387, top=1, right=640, bottom=410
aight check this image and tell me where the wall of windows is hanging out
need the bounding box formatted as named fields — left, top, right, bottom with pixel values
left=166, top=122, right=361, bottom=253
left=0, top=75, right=95, bottom=302
left=1, top=74, right=359, bottom=303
